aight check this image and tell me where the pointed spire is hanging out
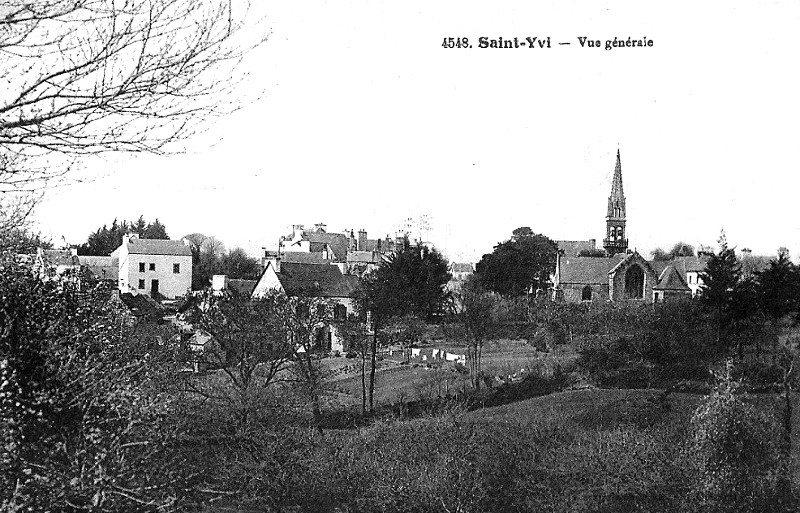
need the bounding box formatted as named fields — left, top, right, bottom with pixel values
left=610, top=149, right=624, bottom=199
left=606, top=149, right=626, bottom=220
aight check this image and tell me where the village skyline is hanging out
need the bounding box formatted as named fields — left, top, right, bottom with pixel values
left=27, top=0, right=800, bottom=263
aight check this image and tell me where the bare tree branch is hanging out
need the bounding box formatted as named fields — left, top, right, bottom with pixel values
left=0, top=0, right=268, bottom=197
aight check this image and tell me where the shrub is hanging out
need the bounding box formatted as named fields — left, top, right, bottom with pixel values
left=684, top=366, right=784, bottom=512
left=1, top=259, right=188, bottom=511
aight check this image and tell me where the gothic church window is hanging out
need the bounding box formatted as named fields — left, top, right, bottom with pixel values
left=624, top=265, right=645, bottom=299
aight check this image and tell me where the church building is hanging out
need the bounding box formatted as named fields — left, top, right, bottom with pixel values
left=552, top=150, right=691, bottom=304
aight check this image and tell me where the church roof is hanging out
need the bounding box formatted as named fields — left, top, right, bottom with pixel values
left=557, top=240, right=597, bottom=257
left=654, top=265, right=691, bottom=291
left=558, top=256, right=620, bottom=284
left=609, top=251, right=655, bottom=277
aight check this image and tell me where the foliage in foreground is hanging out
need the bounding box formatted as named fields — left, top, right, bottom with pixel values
left=686, top=365, right=787, bottom=512
left=1, top=260, right=189, bottom=511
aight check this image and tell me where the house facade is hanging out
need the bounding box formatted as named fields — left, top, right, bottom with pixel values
left=252, top=261, right=361, bottom=353
left=115, top=234, right=192, bottom=299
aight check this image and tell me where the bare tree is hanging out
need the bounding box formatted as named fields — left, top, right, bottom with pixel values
left=0, top=0, right=267, bottom=222
left=337, top=313, right=371, bottom=416
left=274, top=291, right=336, bottom=433
left=451, top=276, right=499, bottom=390
left=183, top=289, right=293, bottom=424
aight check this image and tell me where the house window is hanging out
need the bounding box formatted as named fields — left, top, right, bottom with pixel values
left=334, top=304, right=347, bottom=320
left=138, top=279, right=145, bottom=289
left=173, top=263, right=180, bottom=274
left=581, top=285, right=592, bottom=301
left=149, top=263, right=156, bottom=271
left=139, top=262, right=145, bottom=272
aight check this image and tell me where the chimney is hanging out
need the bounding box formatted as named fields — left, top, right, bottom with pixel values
left=314, top=222, right=326, bottom=233
left=211, top=275, right=228, bottom=292
left=358, top=229, right=367, bottom=251
left=349, top=230, right=356, bottom=251
left=589, top=238, right=596, bottom=250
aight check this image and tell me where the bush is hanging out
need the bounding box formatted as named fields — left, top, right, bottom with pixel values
left=684, top=366, right=784, bottom=512
left=1, top=259, right=188, bottom=511
left=575, top=301, right=721, bottom=388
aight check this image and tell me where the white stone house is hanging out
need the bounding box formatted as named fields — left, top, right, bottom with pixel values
left=114, top=234, right=192, bottom=299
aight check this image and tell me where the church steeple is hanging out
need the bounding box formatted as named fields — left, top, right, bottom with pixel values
left=603, top=149, right=628, bottom=255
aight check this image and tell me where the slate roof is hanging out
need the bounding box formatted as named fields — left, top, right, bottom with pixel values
left=558, top=256, right=621, bottom=284
left=40, top=249, right=80, bottom=266
left=119, top=292, right=165, bottom=320
left=557, top=240, right=598, bottom=257
left=277, top=263, right=361, bottom=298
left=281, top=251, right=331, bottom=264
left=609, top=252, right=655, bottom=277
left=654, top=265, right=691, bottom=291
left=347, top=251, right=385, bottom=264
left=126, top=238, right=192, bottom=256
left=227, top=279, right=257, bottom=297
left=670, top=256, right=710, bottom=274
left=303, top=232, right=349, bottom=261
left=80, top=255, right=119, bottom=281
left=450, top=262, right=474, bottom=273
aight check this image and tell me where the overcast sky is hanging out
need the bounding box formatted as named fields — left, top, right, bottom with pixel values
left=32, top=0, right=800, bottom=263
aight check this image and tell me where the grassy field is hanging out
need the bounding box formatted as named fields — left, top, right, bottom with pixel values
left=322, top=338, right=575, bottom=408
left=206, top=386, right=800, bottom=512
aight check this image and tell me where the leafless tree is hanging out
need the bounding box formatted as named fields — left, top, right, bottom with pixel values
left=273, top=290, right=336, bottom=433
left=450, top=276, right=499, bottom=390
left=184, top=289, right=293, bottom=424
left=0, top=0, right=267, bottom=226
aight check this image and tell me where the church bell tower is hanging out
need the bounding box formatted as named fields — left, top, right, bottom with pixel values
left=603, top=149, right=628, bottom=256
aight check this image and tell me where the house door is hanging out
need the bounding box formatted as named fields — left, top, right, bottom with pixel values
left=151, top=279, right=159, bottom=297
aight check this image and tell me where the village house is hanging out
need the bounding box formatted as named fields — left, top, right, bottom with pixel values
left=446, top=262, right=474, bottom=294
left=35, top=248, right=81, bottom=282
left=268, top=223, right=406, bottom=271
left=114, top=234, right=192, bottom=299
left=79, top=255, right=119, bottom=283
left=251, top=260, right=361, bottom=353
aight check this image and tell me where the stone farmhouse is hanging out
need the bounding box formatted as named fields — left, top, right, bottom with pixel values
left=114, top=234, right=192, bottom=299
left=252, top=260, right=361, bottom=353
